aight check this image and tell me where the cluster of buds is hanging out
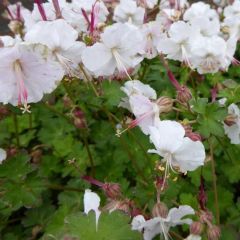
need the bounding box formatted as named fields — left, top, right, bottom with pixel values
left=82, top=175, right=142, bottom=217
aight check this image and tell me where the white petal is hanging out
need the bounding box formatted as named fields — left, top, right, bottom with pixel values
left=121, top=80, right=157, bottom=99
left=84, top=189, right=101, bottom=229
left=167, top=205, right=195, bottom=227
left=82, top=43, right=115, bottom=76
left=131, top=215, right=146, bottom=231
left=172, top=138, right=205, bottom=172
left=0, top=149, right=7, bottom=164
left=148, top=121, right=185, bottom=156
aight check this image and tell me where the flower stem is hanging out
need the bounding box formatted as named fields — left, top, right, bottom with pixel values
left=209, top=138, right=220, bottom=225
left=12, top=113, right=20, bottom=148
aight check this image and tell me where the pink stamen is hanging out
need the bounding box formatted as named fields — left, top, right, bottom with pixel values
left=14, top=61, right=28, bottom=107
left=16, top=3, right=21, bottom=21
left=34, top=0, right=47, bottom=21
left=81, top=8, right=91, bottom=28
left=6, top=6, right=14, bottom=20
left=90, top=1, right=99, bottom=34
left=129, top=110, right=153, bottom=129
left=52, top=0, right=62, bottom=18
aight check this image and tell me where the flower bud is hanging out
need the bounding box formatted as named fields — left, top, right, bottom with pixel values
left=152, top=202, right=168, bottom=218
left=224, top=114, right=237, bottom=126
left=63, top=95, right=72, bottom=108
left=31, top=149, right=42, bottom=164
left=187, top=132, right=202, bottom=142
left=103, top=199, right=131, bottom=215
left=74, top=118, right=87, bottom=129
left=199, top=210, right=213, bottom=223
left=190, top=221, right=204, bottom=235
left=73, top=107, right=85, bottom=119
left=177, top=86, right=192, bottom=104
left=207, top=225, right=221, bottom=240
left=156, top=96, right=173, bottom=113
left=102, top=183, right=122, bottom=199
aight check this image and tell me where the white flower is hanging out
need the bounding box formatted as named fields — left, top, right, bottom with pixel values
left=0, top=43, right=64, bottom=112
left=183, top=2, right=218, bottom=22
left=157, top=21, right=197, bottom=65
left=128, top=94, right=161, bottom=135
left=84, top=189, right=101, bottom=229
left=190, top=36, right=227, bottom=74
left=224, top=0, right=240, bottom=19
left=0, top=149, right=7, bottom=164
left=224, top=103, right=240, bottom=144
left=132, top=205, right=195, bottom=240
left=141, top=21, right=165, bottom=59
left=22, top=0, right=68, bottom=31
left=25, top=19, right=86, bottom=76
left=185, top=234, right=202, bottom=240
left=64, top=0, right=109, bottom=33
left=148, top=120, right=205, bottom=175
left=119, top=80, right=160, bottom=135
left=137, top=0, right=158, bottom=9
left=113, top=0, right=145, bottom=26
left=82, top=23, right=143, bottom=77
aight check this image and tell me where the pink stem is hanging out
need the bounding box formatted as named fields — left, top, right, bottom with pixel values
left=167, top=70, right=182, bottom=91
left=82, top=175, right=104, bottom=187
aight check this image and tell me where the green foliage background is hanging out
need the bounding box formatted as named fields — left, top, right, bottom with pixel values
left=0, top=51, right=239, bottom=239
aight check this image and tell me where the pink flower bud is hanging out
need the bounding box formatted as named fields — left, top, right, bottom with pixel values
left=152, top=202, right=169, bottom=218
left=177, top=86, right=192, bottom=103
left=207, top=225, right=221, bottom=240
left=74, top=118, right=87, bottom=129
left=102, top=183, right=122, bottom=199
left=199, top=210, right=213, bottom=224
left=190, top=221, right=204, bottom=235
left=73, top=107, right=85, bottom=119
left=156, top=96, right=173, bottom=113
left=187, top=132, right=202, bottom=142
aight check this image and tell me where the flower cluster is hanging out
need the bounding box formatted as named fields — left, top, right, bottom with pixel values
left=1, top=0, right=239, bottom=112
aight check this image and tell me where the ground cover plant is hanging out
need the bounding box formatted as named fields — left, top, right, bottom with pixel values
left=0, top=0, right=240, bottom=239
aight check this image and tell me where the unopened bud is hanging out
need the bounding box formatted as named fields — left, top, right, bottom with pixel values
left=156, top=96, right=173, bottom=113
left=73, top=107, right=85, bottom=119
left=103, top=199, right=131, bottom=215
left=207, top=225, right=221, bottom=240
left=190, top=221, right=204, bottom=235
left=152, top=202, right=168, bottom=218
left=187, top=132, right=202, bottom=142
left=177, top=86, right=192, bottom=103
left=199, top=210, right=213, bottom=223
left=224, top=114, right=237, bottom=126
left=74, top=118, right=87, bottom=129
left=31, top=149, right=42, bottom=164
left=63, top=95, right=72, bottom=108
left=102, top=183, right=122, bottom=199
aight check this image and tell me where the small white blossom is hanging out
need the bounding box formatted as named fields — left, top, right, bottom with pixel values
left=132, top=205, right=195, bottom=240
